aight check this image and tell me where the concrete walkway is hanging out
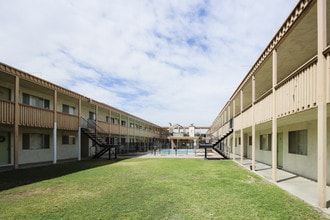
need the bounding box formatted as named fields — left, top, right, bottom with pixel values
left=235, top=158, right=330, bottom=216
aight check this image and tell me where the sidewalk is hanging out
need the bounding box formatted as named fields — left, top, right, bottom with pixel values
left=235, top=158, right=330, bottom=216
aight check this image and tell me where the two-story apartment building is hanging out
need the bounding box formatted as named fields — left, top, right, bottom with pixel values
left=207, top=0, right=330, bottom=208
left=0, top=62, right=166, bottom=169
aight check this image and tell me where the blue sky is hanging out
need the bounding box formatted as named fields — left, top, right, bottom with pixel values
left=0, top=0, right=297, bottom=126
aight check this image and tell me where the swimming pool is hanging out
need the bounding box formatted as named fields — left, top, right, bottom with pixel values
left=159, top=149, right=195, bottom=154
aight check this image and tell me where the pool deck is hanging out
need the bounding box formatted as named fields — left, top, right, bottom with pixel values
left=120, top=149, right=224, bottom=160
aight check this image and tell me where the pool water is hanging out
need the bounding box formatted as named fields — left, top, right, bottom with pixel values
left=159, top=149, right=195, bottom=154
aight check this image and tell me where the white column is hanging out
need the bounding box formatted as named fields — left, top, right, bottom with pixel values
left=53, top=90, right=57, bottom=164
left=252, top=75, right=256, bottom=171
left=53, top=122, right=57, bottom=164
left=78, top=99, right=81, bottom=160
left=272, top=49, right=278, bottom=182
left=228, top=105, right=231, bottom=157
left=232, top=100, right=236, bottom=160
left=317, top=0, right=327, bottom=208
left=14, top=76, right=20, bottom=169
left=240, top=90, right=244, bottom=163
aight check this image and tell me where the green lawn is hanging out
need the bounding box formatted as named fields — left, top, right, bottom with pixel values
left=0, top=158, right=327, bottom=219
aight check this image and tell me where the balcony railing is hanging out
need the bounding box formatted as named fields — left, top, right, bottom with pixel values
left=276, top=58, right=317, bottom=117
left=20, top=104, right=53, bottom=128
left=57, top=112, right=79, bottom=130
left=0, top=100, right=14, bottom=124
left=254, top=93, right=273, bottom=124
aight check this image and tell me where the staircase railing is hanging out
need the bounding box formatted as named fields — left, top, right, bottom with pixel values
left=81, top=117, right=116, bottom=159
left=211, top=128, right=233, bottom=159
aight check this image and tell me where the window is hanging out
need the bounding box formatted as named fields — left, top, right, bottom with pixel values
left=89, top=111, right=96, bottom=120
left=121, top=120, right=126, bottom=126
left=22, top=133, right=50, bottom=149
left=62, top=104, right=76, bottom=115
left=106, top=116, right=110, bottom=123
left=0, top=86, right=11, bottom=101
left=289, top=130, right=307, bottom=155
left=23, top=93, right=50, bottom=109
left=130, top=123, right=134, bottom=128
left=260, top=134, right=272, bottom=151
left=110, top=117, right=115, bottom=124
left=62, top=135, right=76, bottom=145
left=249, top=136, right=252, bottom=145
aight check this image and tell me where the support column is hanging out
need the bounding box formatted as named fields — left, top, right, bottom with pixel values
left=240, top=90, right=244, bottom=163
left=14, top=76, right=19, bottom=169
left=232, top=100, right=236, bottom=160
left=78, top=99, right=81, bottom=161
left=317, top=0, right=327, bottom=208
left=53, top=90, right=57, bottom=164
left=228, top=105, right=231, bottom=157
left=272, top=49, right=278, bottom=182
left=252, top=75, right=256, bottom=171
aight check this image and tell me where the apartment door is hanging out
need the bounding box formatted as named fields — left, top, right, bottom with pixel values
left=0, top=132, right=10, bottom=165
left=277, top=133, right=283, bottom=168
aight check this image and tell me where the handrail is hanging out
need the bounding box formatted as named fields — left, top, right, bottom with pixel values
left=323, top=45, right=330, bottom=57
left=276, top=55, right=317, bottom=89
left=254, top=88, right=272, bottom=105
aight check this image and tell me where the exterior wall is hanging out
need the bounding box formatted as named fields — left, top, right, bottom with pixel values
left=56, top=130, right=78, bottom=160
left=19, top=127, right=53, bottom=165
left=280, top=120, right=318, bottom=181
left=255, top=129, right=272, bottom=166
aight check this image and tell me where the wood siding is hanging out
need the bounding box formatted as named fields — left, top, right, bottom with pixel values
left=57, top=112, right=79, bottom=130
left=276, top=60, right=317, bottom=117
left=19, top=104, right=53, bottom=128
left=0, top=100, right=14, bottom=124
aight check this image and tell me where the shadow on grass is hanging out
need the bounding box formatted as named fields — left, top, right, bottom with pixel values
left=0, top=159, right=125, bottom=192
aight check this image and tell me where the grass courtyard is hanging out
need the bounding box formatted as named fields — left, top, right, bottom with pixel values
left=0, top=158, right=327, bottom=219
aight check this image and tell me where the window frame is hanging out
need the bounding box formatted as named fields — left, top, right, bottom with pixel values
left=288, top=130, right=308, bottom=155
left=22, top=133, right=50, bottom=150
left=260, top=134, right=272, bottom=151
left=22, top=93, right=50, bottom=109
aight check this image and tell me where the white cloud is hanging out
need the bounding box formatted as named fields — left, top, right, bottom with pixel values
left=0, top=0, right=297, bottom=126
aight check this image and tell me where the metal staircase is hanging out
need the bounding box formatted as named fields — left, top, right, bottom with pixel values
left=81, top=117, right=117, bottom=159
left=211, top=128, right=233, bottom=159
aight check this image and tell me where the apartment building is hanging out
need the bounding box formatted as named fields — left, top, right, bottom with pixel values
left=0, top=62, right=166, bottom=169
left=207, top=0, right=330, bottom=208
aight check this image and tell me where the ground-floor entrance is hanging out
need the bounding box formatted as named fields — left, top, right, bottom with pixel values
left=0, top=132, right=10, bottom=165
left=277, top=133, right=283, bottom=168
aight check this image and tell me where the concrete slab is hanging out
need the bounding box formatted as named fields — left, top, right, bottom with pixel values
left=235, top=158, right=330, bottom=217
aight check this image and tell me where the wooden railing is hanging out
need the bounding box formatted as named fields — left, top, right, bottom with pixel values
left=0, top=100, right=14, bottom=124
left=97, top=121, right=110, bottom=133
left=276, top=58, right=317, bottom=117
left=128, top=127, right=135, bottom=136
left=233, top=114, right=241, bottom=130
left=254, top=93, right=273, bottom=124
left=120, top=126, right=129, bottom=136
left=241, top=107, right=253, bottom=129
left=57, top=112, right=79, bottom=130
left=111, top=124, right=120, bottom=135
left=20, top=104, right=53, bottom=128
